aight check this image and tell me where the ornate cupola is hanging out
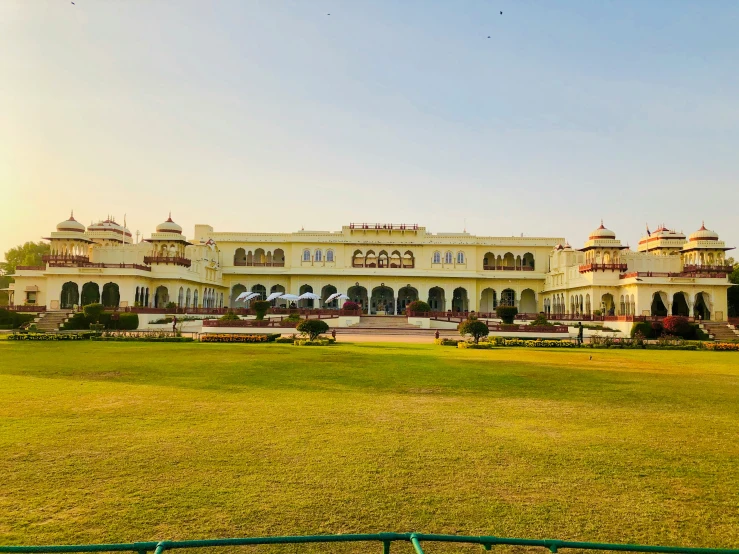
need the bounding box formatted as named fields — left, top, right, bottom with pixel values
left=42, top=211, right=94, bottom=265
left=637, top=224, right=686, bottom=255
left=680, top=223, right=733, bottom=272
left=578, top=221, right=628, bottom=272
left=144, top=214, right=192, bottom=267
left=87, top=215, right=132, bottom=245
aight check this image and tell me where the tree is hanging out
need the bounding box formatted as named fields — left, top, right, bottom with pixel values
left=1, top=241, right=50, bottom=305
left=297, top=319, right=329, bottom=341
left=458, top=318, right=490, bottom=344
left=728, top=260, right=739, bottom=317
left=405, top=300, right=431, bottom=314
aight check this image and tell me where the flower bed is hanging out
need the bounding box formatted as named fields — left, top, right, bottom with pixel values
left=91, top=336, right=194, bottom=342
left=294, top=338, right=336, bottom=347
left=704, top=342, right=739, bottom=351
left=457, top=342, right=493, bottom=349
left=498, top=338, right=576, bottom=347
left=8, top=332, right=92, bottom=341
left=200, top=333, right=280, bottom=343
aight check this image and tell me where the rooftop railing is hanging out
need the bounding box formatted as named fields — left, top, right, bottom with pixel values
left=579, top=263, right=629, bottom=273
left=349, top=223, right=419, bottom=230
left=1, top=532, right=737, bottom=554
left=143, top=256, right=192, bottom=268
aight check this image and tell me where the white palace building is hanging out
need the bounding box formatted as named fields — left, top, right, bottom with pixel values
left=7, top=214, right=735, bottom=322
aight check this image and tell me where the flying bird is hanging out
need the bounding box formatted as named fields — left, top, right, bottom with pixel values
left=500, top=11, right=503, bottom=15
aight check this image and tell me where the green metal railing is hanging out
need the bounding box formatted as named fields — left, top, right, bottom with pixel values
left=1, top=533, right=738, bottom=554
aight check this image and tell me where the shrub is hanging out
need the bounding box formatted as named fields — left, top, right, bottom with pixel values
left=662, top=316, right=693, bottom=339
left=219, top=310, right=240, bottom=321
left=166, top=302, right=177, bottom=309
left=83, top=303, right=105, bottom=323
left=530, top=313, right=552, bottom=327
left=458, top=319, right=490, bottom=344
left=342, top=301, right=361, bottom=311
left=252, top=300, right=270, bottom=320
left=631, top=321, right=653, bottom=339
left=284, top=312, right=302, bottom=321
left=406, top=300, right=431, bottom=314
left=0, top=309, right=35, bottom=329
left=200, top=333, right=279, bottom=343
left=117, top=313, right=139, bottom=330
left=496, top=305, right=518, bottom=324
left=296, top=319, right=329, bottom=341
left=294, top=338, right=336, bottom=346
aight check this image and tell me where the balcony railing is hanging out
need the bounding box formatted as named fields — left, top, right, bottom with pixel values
left=144, top=256, right=192, bottom=267
left=15, top=265, right=45, bottom=271
left=48, top=262, right=151, bottom=271
left=42, top=254, right=90, bottom=264
left=682, top=264, right=734, bottom=273
left=349, top=222, right=419, bottom=230
left=352, top=263, right=415, bottom=269
left=621, top=271, right=729, bottom=279
left=233, top=261, right=285, bottom=267
left=579, top=263, right=629, bottom=273
left=483, top=265, right=534, bottom=271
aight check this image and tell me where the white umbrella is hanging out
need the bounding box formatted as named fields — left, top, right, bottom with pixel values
left=265, top=292, right=283, bottom=302
left=235, top=292, right=250, bottom=302
left=337, top=294, right=350, bottom=301
left=246, top=292, right=261, bottom=301
left=325, top=292, right=340, bottom=303
left=299, top=292, right=321, bottom=300
left=280, top=294, right=301, bottom=301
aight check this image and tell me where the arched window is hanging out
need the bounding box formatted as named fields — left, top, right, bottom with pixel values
left=315, top=249, right=322, bottom=262
left=326, top=249, right=334, bottom=262
left=456, top=251, right=465, bottom=264
left=444, top=251, right=453, bottom=264
left=433, top=251, right=441, bottom=264
left=302, top=249, right=311, bottom=262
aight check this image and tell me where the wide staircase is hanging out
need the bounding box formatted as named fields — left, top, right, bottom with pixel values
left=34, top=310, right=73, bottom=332
left=337, top=316, right=457, bottom=336
left=701, top=321, right=739, bottom=342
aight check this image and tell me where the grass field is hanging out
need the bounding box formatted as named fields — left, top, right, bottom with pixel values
left=1, top=342, right=738, bottom=552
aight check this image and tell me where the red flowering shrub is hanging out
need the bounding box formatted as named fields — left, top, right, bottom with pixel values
left=662, top=316, right=693, bottom=338
left=342, top=301, right=361, bottom=311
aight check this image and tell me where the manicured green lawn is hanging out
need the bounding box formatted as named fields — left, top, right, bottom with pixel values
left=1, top=342, right=738, bottom=551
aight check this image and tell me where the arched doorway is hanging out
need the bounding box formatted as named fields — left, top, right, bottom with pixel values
left=321, top=284, right=338, bottom=308
left=694, top=292, right=711, bottom=320
left=251, top=284, right=267, bottom=300
left=81, top=282, right=100, bottom=306
left=428, top=287, right=445, bottom=312
left=154, top=286, right=169, bottom=308
left=347, top=285, right=368, bottom=313
left=480, top=288, right=497, bottom=313
left=231, top=284, right=247, bottom=308
left=270, top=284, right=286, bottom=307
left=397, top=286, right=418, bottom=314
left=371, top=286, right=394, bottom=314
left=299, top=284, right=314, bottom=308
left=520, top=289, right=537, bottom=314
left=672, top=292, right=690, bottom=316
left=234, top=248, right=246, bottom=265
left=60, top=282, right=79, bottom=309
left=650, top=292, right=668, bottom=317
left=601, top=293, right=615, bottom=316
left=102, top=283, right=120, bottom=308
left=192, top=289, right=198, bottom=308
left=501, top=289, right=516, bottom=307
left=452, top=287, right=468, bottom=312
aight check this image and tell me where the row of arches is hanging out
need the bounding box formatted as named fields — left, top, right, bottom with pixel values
left=650, top=291, right=711, bottom=319
left=583, top=250, right=623, bottom=264
left=482, top=252, right=535, bottom=270
left=59, top=282, right=226, bottom=309
left=542, top=291, right=713, bottom=319
left=351, top=250, right=415, bottom=269
left=234, top=248, right=285, bottom=266
left=61, top=281, right=120, bottom=308
left=302, top=249, right=335, bottom=263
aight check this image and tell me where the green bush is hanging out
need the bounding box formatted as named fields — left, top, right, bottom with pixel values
left=219, top=311, right=241, bottom=321
left=631, top=321, right=653, bottom=339
left=116, top=313, right=139, bottom=330
left=0, top=309, right=36, bottom=329
left=406, top=300, right=431, bottom=314
left=296, top=319, right=329, bottom=341
left=83, top=303, right=105, bottom=323
left=458, top=319, right=490, bottom=344
left=252, top=300, right=271, bottom=320
left=166, top=302, right=177, bottom=309
left=496, top=305, right=518, bottom=324
left=663, top=316, right=694, bottom=338
left=530, top=313, right=553, bottom=327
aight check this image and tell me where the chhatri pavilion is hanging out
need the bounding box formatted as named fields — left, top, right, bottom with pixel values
left=8, top=214, right=734, bottom=321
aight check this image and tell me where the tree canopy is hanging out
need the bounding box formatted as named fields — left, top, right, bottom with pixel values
left=1, top=242, right=50, bottom=305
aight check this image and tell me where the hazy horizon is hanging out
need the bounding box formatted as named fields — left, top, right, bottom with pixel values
left=2, top=0, right=737, bottom=257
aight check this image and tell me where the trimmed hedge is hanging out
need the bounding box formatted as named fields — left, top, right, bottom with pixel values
left=8, top=332, right=92, bottom=341
left=62, top=312, right=139, bottom=331
left=406, top=300, right=431, bottom=314
left=496, top=305, right=518, bottom=324
left=0, top=309, right=36, bottom=329
left=201, top=333, right=280, bottom=343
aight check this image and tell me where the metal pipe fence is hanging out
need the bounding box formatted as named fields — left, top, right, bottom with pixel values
left=1, top=533, right=737, bottom=554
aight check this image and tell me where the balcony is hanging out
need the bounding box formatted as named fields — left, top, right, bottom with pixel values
left=144, top=256, right=192, bottom=268
left=42, top=254, right=90, bottom=264
left=233, top=261, right=285, bottom=267
left=579, top=263, right=628, bottom=273
left=483, top=266, right=534, bottom=271
left=352, top=263, right=415, bottom=269
left=682, top=264, right=733, bottom=273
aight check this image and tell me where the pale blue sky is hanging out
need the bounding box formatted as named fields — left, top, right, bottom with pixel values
left=1, top=0, right=737, bottom=255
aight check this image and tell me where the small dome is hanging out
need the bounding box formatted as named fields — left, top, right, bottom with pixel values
left=56, top=212, right=85, bottom=233
left=588, top=220, right=616, bottom=240
left=88, top=217, right=132, bottom=237
left=156, top=214, right=182, bottom=234
left=689, top=222, right=719, bottom=242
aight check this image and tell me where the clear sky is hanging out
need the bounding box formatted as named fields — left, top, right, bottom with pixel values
left=1, top=0, right=737, bottom=256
